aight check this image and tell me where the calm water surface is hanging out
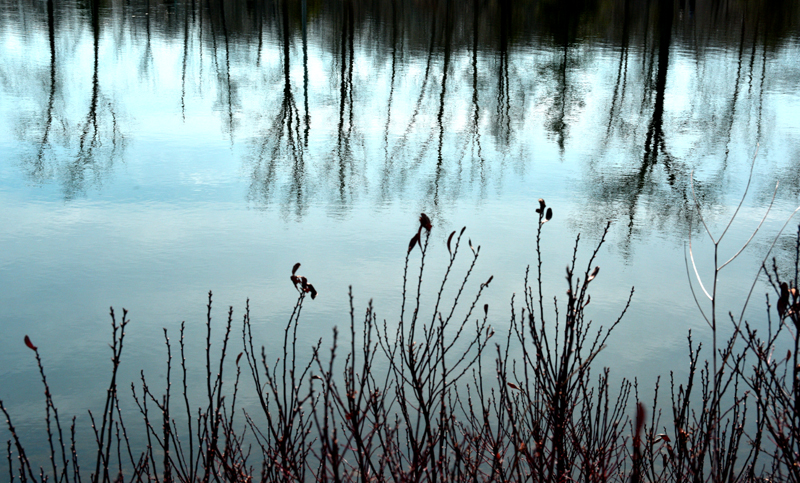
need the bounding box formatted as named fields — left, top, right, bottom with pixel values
left=1, top=0, right=799, bottom=466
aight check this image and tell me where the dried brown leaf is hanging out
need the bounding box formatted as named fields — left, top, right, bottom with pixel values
left=24, top=335, right=37, bottom=351
left=419, top=213, right=432, bottom=231
left=408, top=233, right=420, bottom=253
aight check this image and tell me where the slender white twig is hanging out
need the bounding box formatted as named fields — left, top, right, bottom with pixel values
left=684, top=243, right=711, bottom=326
left=688, top=229, right=712, bottom=301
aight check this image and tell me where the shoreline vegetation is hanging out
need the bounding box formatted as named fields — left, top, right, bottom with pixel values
left=4, top=196, right=800, bottom=482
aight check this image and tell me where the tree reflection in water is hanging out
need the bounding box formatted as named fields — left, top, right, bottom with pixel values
left=2, top=0, right=798, bottom=241
left=17, top=0, right=124, bottom=199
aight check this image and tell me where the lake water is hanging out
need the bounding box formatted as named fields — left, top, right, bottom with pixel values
left=1, top=0, right=799, bottom=470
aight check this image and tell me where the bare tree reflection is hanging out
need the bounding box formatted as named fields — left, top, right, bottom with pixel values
left=302, top=0, right=310, bottom=147
left=66, top=0, right=123, bottom=199
left=336, top=0, right=356, bottom=204
left=209, top=0, right=238, bottom=138
left=13, top=0, right=124, bottom=199
left=469, top=0, right=485, bottom=194
left=580, top=0, right=711, bottom=255
left=429, top=0, right=454, bottom=210
left=605, top=0, right=631, bottom=141
left=32, top=0, right=58, bottom=180
left=181, top=0, right=191, bottom=121
left=494, top=0, right=511, bottom=149
left=247, top=0, right=307, bottom=218
left=4, top=0, right=797, bottom=237
left=380, top=0, right=401, bottom=201
left=537, top=0, right=595, bottom=155
left=629, top=0, right=684, bottom=236
left=641, top=0, right=673, bottom=169
left=388, top=12, right=437, bottom=165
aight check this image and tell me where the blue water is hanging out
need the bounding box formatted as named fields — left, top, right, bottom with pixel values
left=1, top=0, right=799, bottom=472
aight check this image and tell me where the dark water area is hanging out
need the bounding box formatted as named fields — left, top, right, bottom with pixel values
left=1, top=0, right=800, bottom=473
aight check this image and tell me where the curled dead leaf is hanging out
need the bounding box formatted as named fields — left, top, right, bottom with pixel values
left=408, top=233, right=420, bottom=254
left=419, top=213, right=432, bottom=231
left=236, top=352, right=243, bottom=365
left=292, top=263, right=301, bottom=275
left=419, top=213, right=432, bottom=230
left=507, top=382, right=520, bottom=390
left=588, top=266, right=600, bottom=282
left=447, top=231, right=456, bottom=255
left=24, top=335, right=37, bottom=351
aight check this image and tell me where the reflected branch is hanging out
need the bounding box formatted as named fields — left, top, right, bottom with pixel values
left=495, top=0, right=511, bottom=149
left=181, top=1, right=189, bottom=121
left=336, top=0, right=356, bottom=204
left=34, top=0, right=58, bottom=177
left=389, top=13, right=437, bottom=163
left=380, top=0, right=400, bottom=200
left=605, top=0, right=630, bottom=140
left=641, top=0, right=672, bottom=169
left=432, top=0, right=454, bottom=209
left=470, top=0, right=485, bottom=194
